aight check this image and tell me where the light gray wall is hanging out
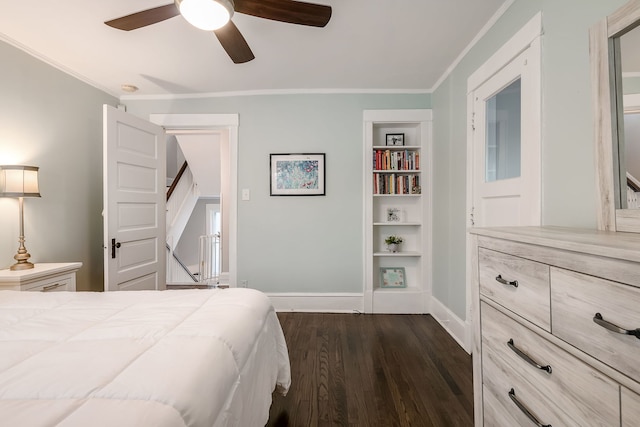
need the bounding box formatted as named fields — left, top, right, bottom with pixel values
left=1, top=0, right=625, bottom=320
left=175, top=198, right=212, bottom=269
left=125, top=94, right=430, bottom=293
left=166, top=135, right=180, bottom=181
left=623, top=76, right=640, bottom=95
left=625, top=113, right=640, bottom=180
left=0, top=39, right=118, bottom=291
left=431, top=0, right=628, bottom=319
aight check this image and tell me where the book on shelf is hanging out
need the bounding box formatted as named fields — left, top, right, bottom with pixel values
left=373, top=149, right=420, bottom=171
left=373, top=173, right=421, bottom=195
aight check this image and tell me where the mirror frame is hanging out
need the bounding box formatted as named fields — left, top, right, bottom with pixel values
left=591, top=0, right=640, bottom=232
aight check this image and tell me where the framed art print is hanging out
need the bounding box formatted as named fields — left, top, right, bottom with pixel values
left=386, top=207, right=402, bottom=222
left=385, top=133, right=404, bottom=146
left=270, top=153, right=326, bottom=196
left=380, top=267, right=407, bottom=288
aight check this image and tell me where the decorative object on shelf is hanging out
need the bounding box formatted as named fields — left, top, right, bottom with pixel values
left=270, top=153, right=325, bottom=196
left=385, top=133, right=404, bottom=146
left=386, top=207, right=402, bottom=222
left=380, top=267, right=406, bottom=288
left=0, top=165, right=41, bottom=270
left=384, top=235, right=403, bottom=252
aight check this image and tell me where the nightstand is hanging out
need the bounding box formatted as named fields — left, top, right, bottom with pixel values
left=0, top=262, right=82, bottom=292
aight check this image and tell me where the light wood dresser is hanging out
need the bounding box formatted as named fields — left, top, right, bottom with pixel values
left=469, top=226, right=640, bottom=426
left=0, top=262, right=82, bottom=292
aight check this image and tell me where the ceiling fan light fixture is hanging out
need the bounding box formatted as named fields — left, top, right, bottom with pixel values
left=177, top=0, right=234, bottom=31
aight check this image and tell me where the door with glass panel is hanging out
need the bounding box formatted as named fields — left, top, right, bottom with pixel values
left=471, top=47, right=540, bottom=227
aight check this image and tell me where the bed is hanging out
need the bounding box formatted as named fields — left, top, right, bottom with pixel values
left=0, top=288, right=290, bottom=427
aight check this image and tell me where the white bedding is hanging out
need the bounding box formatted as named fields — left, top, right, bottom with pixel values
left=0, top=288, right=291, bottom=427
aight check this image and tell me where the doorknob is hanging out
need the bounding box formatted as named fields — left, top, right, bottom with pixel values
left=111, top=238, right=121, bottom=259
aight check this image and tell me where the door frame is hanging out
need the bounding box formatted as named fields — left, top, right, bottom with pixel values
left=465, top=13, right=542, bottom=350
left=150, top=113, right=239, bottom=287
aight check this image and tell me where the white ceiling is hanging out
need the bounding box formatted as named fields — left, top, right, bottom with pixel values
left=0, top=0, right=508, bottom=98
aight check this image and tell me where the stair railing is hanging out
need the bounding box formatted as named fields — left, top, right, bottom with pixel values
left=199, top=233, right=221, bottom=284
left=167, top=161, right=188, bottom=201
left=166, top=243, right=198, bottom=282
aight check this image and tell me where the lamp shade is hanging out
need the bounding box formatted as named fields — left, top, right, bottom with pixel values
left=177, top=0, right=234, bottom=31
left=0, top=165, right=40, bottom=198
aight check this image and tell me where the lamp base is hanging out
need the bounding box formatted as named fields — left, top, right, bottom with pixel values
left=10, top=260, right=35, bottom=271
left=11, top=233, right=34, bottom=270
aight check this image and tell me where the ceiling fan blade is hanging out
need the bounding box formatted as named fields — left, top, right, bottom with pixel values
left=234, top=0, right=332, bottom=27
left=214, top=21, right=255, bottom=64
left=105, top=4, right=179, bottom=31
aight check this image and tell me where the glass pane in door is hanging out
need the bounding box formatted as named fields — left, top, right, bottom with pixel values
left=485, top=78, right=521, bottom=182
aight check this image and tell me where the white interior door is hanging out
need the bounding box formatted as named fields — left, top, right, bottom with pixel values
left=471, top=45, right=540, bottom=227
left=465, top=13, right=542, bottom=355
left=103, top=105, right=166, bottom=291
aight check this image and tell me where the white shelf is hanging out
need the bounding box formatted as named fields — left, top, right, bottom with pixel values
left=373, top=251, right=421, bottom=257
left=373, top=145, right=421, bottom=149
left=374, top=287, right=422, bottom=293
left=373, top=194, right=421, bottom=197
left=373, top=222, right=421, bottom=226
left=373, top=169, right=421, bottom=173
left=364, top=109, right=432, bottom=314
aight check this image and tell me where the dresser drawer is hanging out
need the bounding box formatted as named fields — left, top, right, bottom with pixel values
left=551, top=267, right=640, bottom=384
left=481, top=302, right=619, bottom=426
left=23, top=273, right=74, bottom=292
left=622, top=387, right=640, bottom=427
left=482, top=384, right=528, bottom=427
left=478, top=248, right=550, bottom=331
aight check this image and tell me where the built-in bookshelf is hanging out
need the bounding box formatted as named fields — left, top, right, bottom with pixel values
left=364, top=109, right=432, bottom=314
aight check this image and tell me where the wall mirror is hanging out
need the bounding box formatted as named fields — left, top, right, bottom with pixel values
left=591, top=0, right=640, bottom=232
left=617, top=23, right=640, bottom=208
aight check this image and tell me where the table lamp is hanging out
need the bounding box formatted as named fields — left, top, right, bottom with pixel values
left=0, top=165, right=40, bottom=270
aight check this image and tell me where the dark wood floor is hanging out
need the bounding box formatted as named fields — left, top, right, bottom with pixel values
left=266, top=313, right=473, bottom=427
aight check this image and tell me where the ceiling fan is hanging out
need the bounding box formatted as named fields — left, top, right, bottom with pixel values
left=105, top=0, right=332, bottom=64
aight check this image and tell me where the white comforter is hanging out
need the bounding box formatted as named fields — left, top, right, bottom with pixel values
left=0, top=288, right=291, bottom=427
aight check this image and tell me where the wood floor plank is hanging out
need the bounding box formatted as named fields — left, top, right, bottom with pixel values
left=267, top=313, right=473, bottom=427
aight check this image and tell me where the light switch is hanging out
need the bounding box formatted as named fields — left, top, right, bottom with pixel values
left=242, top=189, right=250, bottom=200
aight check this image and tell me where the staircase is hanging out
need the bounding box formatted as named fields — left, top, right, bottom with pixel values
left=166, top=162, right=199, bottom=283
left=165, top=161, right=224, bottom=285
left=166, top=162, right=199, bottom=251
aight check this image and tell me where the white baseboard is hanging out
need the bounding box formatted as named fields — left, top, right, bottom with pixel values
left=266, top=293, right=365, bottom=313
left=430, top=296, right=471, bottom=354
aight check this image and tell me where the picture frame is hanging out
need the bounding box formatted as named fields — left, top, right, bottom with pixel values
left=385, top=133, right=404, bottom=146
left=270, top=153, right=326, bottom=196
left=386, top=207, right=403, bottom=222
left=380, top=267, right=407, bottom=288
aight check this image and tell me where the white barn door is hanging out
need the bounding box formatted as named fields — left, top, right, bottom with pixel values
left=103, top=105, right=166, bottom=291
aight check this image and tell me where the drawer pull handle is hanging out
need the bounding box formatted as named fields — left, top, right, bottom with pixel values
left=593, top=313, right=640, bottom=339
left=495, top=274, right=518, bottom=288
left=507, top=339, right=552, bottom=373
left=42, top=283, right=64, bottom=292
left=508, top=388, right=552, bottom=427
